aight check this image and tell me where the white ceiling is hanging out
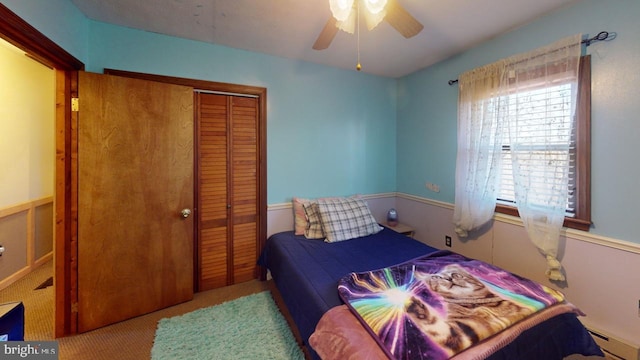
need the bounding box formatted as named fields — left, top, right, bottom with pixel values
left=69, top=0, right=580, bottom=78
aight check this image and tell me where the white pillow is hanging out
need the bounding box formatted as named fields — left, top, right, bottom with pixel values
left=316, top=197, right=382, bottom=242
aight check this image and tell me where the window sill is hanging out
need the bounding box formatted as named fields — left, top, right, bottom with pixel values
left=495, top=204, right=591, bottom=232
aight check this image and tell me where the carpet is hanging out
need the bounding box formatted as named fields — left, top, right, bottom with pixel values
left=151, top=291, right=305, bottom=360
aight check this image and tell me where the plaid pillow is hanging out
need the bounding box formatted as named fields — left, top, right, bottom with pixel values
left=303, top=202, right=325, bottom=239
left=316, top=197, right=383, bottom=242
left=293, top=195, right=362, bottom=235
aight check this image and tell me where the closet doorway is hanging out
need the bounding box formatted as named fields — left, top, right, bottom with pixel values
left=195, top=92, right=261, bottom=291
left=104, top=69, right=268, bottom=292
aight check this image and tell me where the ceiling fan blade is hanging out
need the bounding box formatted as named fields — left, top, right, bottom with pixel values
left=313, top=16, right=339, bottom=50
left=385, top=0, right=424, bottom=38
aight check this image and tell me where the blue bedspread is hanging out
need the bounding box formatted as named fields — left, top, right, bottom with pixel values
left=258, top=228, right=602, bottom=360
left=258, top=227, right=436, bottom=347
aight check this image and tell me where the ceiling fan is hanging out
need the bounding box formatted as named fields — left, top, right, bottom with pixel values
left=313, top=0, right=424, bottom=50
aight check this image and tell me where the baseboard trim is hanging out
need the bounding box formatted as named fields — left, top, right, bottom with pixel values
left=34, top=252, right=53, bottom=267
left=0, top=266, right=31, bottom=291
left=0, top=252, right=53, bottom=291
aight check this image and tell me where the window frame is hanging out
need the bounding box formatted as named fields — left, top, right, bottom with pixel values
left=494, top=55, right=591, bottom=232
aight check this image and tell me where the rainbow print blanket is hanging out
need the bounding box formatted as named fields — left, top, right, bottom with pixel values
left=337, top=251, right=566, bottom=360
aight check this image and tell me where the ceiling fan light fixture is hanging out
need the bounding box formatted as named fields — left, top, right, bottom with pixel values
left=314, top=0, right=423, bottom=52
left=330, top=0, right=355, bottom=22
left=363, top=9, right=386, bottom=30
left=364, top=0, right=387, bottom=14
left=336, top=9, right=357, bottom=34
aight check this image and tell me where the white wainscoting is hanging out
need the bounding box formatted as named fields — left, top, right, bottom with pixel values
left=267, top=192, right=640, bottom=346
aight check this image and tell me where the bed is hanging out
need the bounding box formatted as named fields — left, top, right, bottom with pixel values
left=258, top=197, right=602, bottom=360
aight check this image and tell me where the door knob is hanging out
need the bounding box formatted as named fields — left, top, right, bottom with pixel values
left=180, top=208, right=192, bottom=218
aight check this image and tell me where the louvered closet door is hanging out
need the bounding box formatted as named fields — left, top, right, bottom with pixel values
left=230, top=96, right=259, bottom=283
left=197, top=93, right=259, bottom=291
left=198, top=94, right=228, bottom=290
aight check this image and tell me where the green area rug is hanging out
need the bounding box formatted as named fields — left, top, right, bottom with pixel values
left=151, top=291, right=305, bottom=360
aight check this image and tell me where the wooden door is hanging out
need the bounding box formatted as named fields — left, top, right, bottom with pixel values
left=77, top=72, right=194, bottom=332
left=197, top=93, right=228, bottom=289
left=197, top=93, right=259, bottom=291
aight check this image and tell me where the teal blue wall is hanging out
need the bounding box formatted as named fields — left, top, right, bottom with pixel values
left=1, top=0, right=398, bottom=205
left=396, top=0, right=640, bottom=243
left=1, top=0, right=89, bottom=62
left=85, top=22, right=398, bottom=204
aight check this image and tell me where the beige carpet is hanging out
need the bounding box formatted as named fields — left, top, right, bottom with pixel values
left=58, top=280, right=269, bottom=360
left=0, top=263, right=269, bottom=360
left=0, top=260, right=54, bottom=341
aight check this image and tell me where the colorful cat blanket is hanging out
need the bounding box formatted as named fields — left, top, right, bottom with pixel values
left=337, top=251, right=567, bottom=360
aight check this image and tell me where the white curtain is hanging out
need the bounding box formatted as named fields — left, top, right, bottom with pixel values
left=504, top=34, right=582, bottom=281
left=453, top=35, right=582, bottom=281
left=453, top=62, right=506, bottom=237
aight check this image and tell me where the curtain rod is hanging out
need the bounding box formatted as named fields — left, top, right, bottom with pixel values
left=447, top=31, right=614, bottom=86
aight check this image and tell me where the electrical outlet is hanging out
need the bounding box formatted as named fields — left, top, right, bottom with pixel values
left=445, top=236, right=452, bottom=247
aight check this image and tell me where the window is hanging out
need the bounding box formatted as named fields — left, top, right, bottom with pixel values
left=495, top=56, right=591, bottom=231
